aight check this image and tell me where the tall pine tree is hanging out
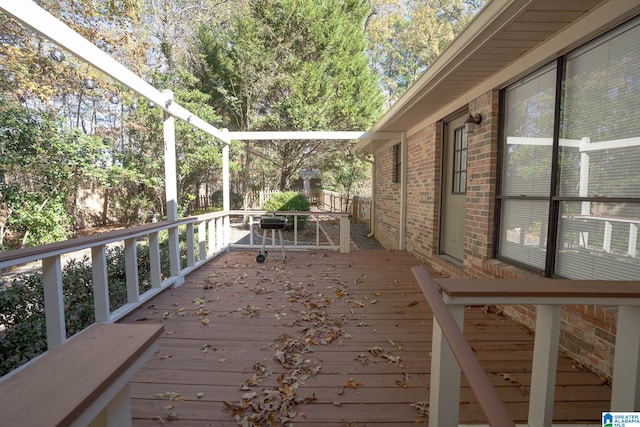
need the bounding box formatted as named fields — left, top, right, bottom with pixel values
left=196, top=0, right=383, bottom=193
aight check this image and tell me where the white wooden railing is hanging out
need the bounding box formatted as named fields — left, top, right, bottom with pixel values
left=412, top=266, right=640, bottom=427
left=0, top=210, right=349, bottom=354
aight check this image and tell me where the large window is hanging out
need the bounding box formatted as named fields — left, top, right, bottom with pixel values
left=498, top=17, right=640, bottom=279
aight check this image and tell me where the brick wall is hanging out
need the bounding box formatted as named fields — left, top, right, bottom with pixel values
left=405, top=125, right=440, bottom=261
left=371, top=88, right=618, bottom=379
left=374, top=143, right=401, bottom=249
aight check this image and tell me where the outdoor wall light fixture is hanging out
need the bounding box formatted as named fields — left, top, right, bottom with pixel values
left=465, top=113, right=482, bottom=134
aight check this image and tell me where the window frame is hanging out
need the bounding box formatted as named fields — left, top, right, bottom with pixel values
left=393, top=143, right=402, bottom=184
left=495, top=17, right=640, bottom=278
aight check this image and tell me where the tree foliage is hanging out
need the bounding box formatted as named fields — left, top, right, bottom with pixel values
left=195, top=0, right=383, bottom=194
left=366, top=0, right=485, bottom=105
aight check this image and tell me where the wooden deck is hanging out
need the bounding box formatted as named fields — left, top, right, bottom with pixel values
left=120, top=249, right=610, bottom=426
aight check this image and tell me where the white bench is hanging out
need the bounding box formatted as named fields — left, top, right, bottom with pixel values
left=0, top=322, right=164, bottom=427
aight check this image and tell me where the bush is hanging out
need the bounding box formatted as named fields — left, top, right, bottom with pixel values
left=0, top=242, right=155, bottom=376
left=262, top=191, right=310, bottom=230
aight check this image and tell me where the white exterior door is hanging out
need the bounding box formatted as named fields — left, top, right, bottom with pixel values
left=441, top=115, right=468, bottom=261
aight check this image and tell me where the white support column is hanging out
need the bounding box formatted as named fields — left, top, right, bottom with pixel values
left=163, top=90, right=181, bottom=284
left=429, top=304, right=464, bottom=427
left=611, top=305, right=640, bottom=411
left=91, top=245, right=110, bottom=322
left=124, top=238, right=139, bottom=304
left=186, top=222, right=195, bottom=267
left=222, top=131, right=231, bottom=248
left=198, top=221, right=207, bottom=261
left=42, top=256, right=66, bottom=349
left=149, top=232, right=162, bottom=289
left=528, top=304, right=561, bottom=427
left=340, top=215, right=350, bottom=253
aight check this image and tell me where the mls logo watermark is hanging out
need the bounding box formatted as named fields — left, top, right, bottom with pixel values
left=603, top=412, right=640, bottom=427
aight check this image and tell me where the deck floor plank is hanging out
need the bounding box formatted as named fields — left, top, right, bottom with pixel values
left=120, top=249, right=610, bottom=425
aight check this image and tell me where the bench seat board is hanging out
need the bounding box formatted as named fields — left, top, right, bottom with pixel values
left=437, top=278, right=640, bottom=299
left=0, top=322, right=163, bottom=426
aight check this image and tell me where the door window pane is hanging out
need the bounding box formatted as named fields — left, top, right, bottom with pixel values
left=453, top=127, right=467, bottom=194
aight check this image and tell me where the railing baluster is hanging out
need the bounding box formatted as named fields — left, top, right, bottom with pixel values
left=340, top=216, right=350, bottom=253
left=91, top=245, right=110, bottom=322
left=124, top=238, right=140, bottom=303
left=149, top=232, right=162, bottom=289
left=611, top=305, right=640, bottom=411
left=528, top=304, right=561, bottom=427
left=42, top=255, right=66, bottom=349
left=208, top=218, right=215, bottom=256
left=216, top=217, right=223, bottom=251
left=294, top=214, right=298, bottom=246
left=186, top=222, right=195, bottom=267
left=198, top=221, right=207, bottom=262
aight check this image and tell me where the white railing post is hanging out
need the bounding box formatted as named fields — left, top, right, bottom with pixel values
left=186, top=222, right=195, bottom=267
left=124, top=238, right=139, bottom=304
left=216, top=217, right=223, bottom=251
left=340, top=215, right=350, bottom=253
left=91, top=245, right=110, bottom=322
left=198, top=221, right=207, bottom=261
left=149, top=232, right=162, bottom=289
left=611, top=305, right=640, bottom=411
left=429, top=304, right=465, bottom=427
left=249, top=215, right=255, bottom=246
left=42, top=255, right=66, bottom=349
left=294, top=214, right=299, bottom=246
left=528, top=304, right=561, bottom=427
left=208, top=218, right=215, bottom=255
left=316, top=217, right=320, bottom=247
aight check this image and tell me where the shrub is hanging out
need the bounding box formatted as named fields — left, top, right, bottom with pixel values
left=0, top=242, right=155, bottom=376
left=262, top=191, right=310, bottom=230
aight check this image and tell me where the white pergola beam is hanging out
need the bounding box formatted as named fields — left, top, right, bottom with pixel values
left=227, top=131, right=402, bottom=141
left=0, top=1, right=230, bottom=144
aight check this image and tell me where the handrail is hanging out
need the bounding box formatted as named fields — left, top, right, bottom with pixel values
left=411, top=266, right=516, bottom=427
left=1, top=209, right=349, bottom=365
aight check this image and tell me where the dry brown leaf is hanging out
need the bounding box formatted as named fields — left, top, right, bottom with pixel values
left=343, top=378, right=362, bottom=388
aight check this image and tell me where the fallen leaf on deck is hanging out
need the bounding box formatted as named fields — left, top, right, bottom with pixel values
left=410, top=400, right=429, bottom=418
left=407, top=301, right=419, bottom=307
left=395, top=373, right=410, bottom=388
left=343, top=378, right=362, bottom=388
left=497, top=372, right=527, bottom=394
left=156, top=391, right=181, bottom=400
left=200, top=318, right=210, bottom=325
left=196, top=392, right=204, bottom=399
